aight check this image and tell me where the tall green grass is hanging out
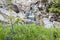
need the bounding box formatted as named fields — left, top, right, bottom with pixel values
left=0, top=23, right=60, bottom=40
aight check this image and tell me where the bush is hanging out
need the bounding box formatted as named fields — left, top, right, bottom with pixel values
left=49, top=7, right=60, bottom=13
left=49, top=0, right=60, bottom=13
left=0, top=23, right=60, bottom=40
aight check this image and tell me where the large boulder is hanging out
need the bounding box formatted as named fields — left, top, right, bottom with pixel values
left=0, top=8, right=26, bottom=24
left=42, top=18, right=54, bottom=28
left=53, top=21, right=60, bottom=28
left=0, top=14, right=4, bottom=21
left=0, top=8, right=17, bottom=23
left=12, top=0, right=40, bottom=12
left=12, top=0, right=39, bottom=6
left=0, top=0, right=7, bottom=5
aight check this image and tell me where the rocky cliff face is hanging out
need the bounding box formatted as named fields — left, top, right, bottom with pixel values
left=0, top=0, right=60, bottom=28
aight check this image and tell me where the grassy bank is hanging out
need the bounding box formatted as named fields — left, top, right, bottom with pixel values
left=0, top=23, right=60, bottom=40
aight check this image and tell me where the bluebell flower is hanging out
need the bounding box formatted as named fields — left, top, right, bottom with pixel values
left=13, top=32, right=17, bottom=34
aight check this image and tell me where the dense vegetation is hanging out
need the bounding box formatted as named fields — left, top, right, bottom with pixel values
left=49, top=0, right=60, bottom=13
left=0, top=0, right=60, bottom=40
left=0, top=23, right=60, bottom=40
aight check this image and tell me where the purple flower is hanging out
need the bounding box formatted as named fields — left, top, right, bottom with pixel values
left=13, top=32, right=17, bottom=34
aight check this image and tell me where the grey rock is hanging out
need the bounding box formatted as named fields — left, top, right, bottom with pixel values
left=53, top=21, right=60, bottom=28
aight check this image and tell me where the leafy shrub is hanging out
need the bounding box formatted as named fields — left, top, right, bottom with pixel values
left=49, top=7, right=60, bottom=13
left=49, top=0, right=60, bottom=13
